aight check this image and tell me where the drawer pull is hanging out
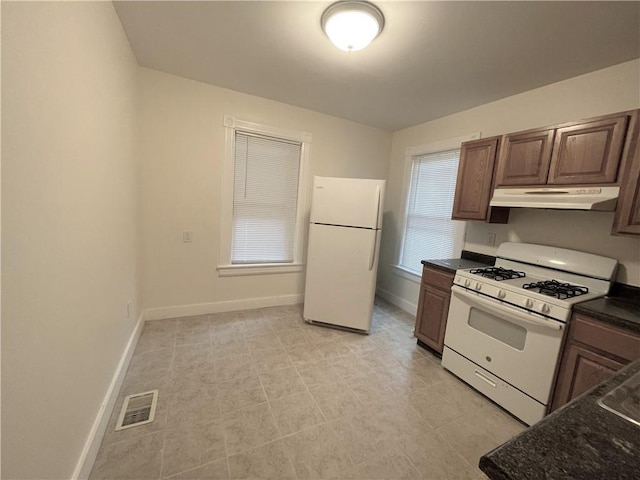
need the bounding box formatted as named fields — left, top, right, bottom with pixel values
left=474, top=370, right=497, bottom=388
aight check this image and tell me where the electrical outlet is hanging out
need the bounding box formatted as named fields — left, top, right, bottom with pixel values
left=127, top=300, right=132, bottom=319
left=183, top=231, right=193, bottom=243
left=487, top=232, right=496, bottom=246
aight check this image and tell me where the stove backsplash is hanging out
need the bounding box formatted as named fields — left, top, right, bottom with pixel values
left=463, top=209, right=639, bottom=287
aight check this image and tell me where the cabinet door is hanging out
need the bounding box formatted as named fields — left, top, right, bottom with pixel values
left=612, top=116, right=640, bottom=235
left=452, top=137, right=500, bottom=221
left=415, top=285, right=451, bottom=354
left=496, top=129, right=555, bottom=186
left=550, top=344, right=624, bottom=411
left=548, top=115, right=628, bottom=185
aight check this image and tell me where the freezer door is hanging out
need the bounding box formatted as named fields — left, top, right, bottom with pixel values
left=310, top=176, right=385, bottom=229
left=303, top=223, right=381, bottom=332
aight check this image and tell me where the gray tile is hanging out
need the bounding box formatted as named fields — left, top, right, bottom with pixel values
left=222, top=403, right=280, bottom=456
left=282, top=423, right=353, bottom=479
left=436, top=414, right=505, bottom=469
left=162, top=418, right=227, bottom=478
left=90, top=431, right=163, bottom=479
left=241, top=318, right=274, bottom=338
left=211, top=337, right=249, bottom=358
left=285, top=343, right=325, bottom=366
left=163, top=458, right=229, bottom=479
left=128, top=348, right=174, bottom=376
left=166, top=386, right=220, bottom=428
left=265, top=314, right=304, bottom=330
left=308, top=381, right=362, bottom=420
left=259, top=367, right=307, bottom=401
left=246, top=332, right=281, bottom=353
left=217, top=375, right=267, bottom=414
left=269, top=391, right=326, bottom=436
left=227, top=440, right=296, bottom=480
left=316, top=341, right=353, bottom=360
left=173, top=343, right=213, bottom=371
left=342, top=449, right=419, bottom=480
left=211, top=353, right=256, bottom=383
left=276, top=327, right=311, bottom=346
left=252, top=349, right=293, bottom=373
left=136, top=330, right=176, bottom=354
left=296, top=359, right=341, bottom=387
left=402, top=430, right=477, bottom=480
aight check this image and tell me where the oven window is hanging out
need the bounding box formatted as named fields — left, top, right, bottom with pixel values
left=468, top=308, right=527, bottom=351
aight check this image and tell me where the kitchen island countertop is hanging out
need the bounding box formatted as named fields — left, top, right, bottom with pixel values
left=479, top=359, right=640, bottom=480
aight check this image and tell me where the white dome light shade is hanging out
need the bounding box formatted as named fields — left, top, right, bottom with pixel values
left=321, top=1, right=384, bottom=52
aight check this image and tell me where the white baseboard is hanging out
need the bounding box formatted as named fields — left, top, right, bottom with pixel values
left=72, top=312, right=145, bottom=479
left=376, top=287, right=417, bottom=316
left=144, top=293, right=305, bottom=321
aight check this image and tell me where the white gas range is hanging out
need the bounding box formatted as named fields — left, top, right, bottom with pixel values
left=442, top=243, right=618, bottom=426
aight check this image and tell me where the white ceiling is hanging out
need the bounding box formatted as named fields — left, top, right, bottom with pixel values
left=114, top=1, right=640, bottom=131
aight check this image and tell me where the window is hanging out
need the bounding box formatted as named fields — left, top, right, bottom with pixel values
left=218, top=116, right=311, bottom=276
left=396, top=134, right=478, bottom=277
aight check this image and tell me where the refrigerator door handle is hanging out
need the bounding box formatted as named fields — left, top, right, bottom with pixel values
left=369, top=230, right=377, bottom=271
left=374, top=186, right=381, bottom=229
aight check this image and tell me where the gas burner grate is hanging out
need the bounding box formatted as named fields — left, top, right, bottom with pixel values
left=469, top=267, right=526, bottom=281
left=522, top=280, right=589, bottom=299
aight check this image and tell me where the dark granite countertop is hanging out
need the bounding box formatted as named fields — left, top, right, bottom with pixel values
left=421, top=250, right=495, bottom=274
left=480, top=359, right=640, bottom=480
left=573, top=283, right=640, bottom=334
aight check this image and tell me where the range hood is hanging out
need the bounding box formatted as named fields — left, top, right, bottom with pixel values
left=490, top=186, right=620, bottom=211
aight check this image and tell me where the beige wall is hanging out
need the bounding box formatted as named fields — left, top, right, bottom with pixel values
left=379, top=59, right=640, bottom=312
left=1, top=3, right=140, bottom=478
left=138, top=68, right=391, bottom=315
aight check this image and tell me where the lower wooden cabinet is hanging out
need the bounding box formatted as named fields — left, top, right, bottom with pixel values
left=550, top=313, right=640, bottom=412
left=414, top=265, right=454, bottom=354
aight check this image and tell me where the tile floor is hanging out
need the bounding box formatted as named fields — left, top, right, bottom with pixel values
left=90, top=298, right=525, bottom=480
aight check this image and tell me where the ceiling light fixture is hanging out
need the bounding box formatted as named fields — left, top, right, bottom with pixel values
left=321, top=1, right=385, bottom=52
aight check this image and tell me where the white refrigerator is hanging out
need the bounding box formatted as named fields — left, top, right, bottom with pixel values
left=303, top=176, right=386, bottom=333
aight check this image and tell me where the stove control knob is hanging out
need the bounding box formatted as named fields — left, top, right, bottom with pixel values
left=475, top=282, right=482, bottom=291
left=497, top=290, right=506, bottom=299
left=539, top=303, right=550, bottom=314
left=464, top=279, right=471, bottom=287
left=524, top=298, right=533, bottom=308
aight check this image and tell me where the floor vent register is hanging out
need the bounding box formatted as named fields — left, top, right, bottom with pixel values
left=115, top=390, right=159, bottom=431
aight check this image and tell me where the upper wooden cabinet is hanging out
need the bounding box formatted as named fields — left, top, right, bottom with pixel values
left=548, top=115, right=629, bottom=185
left=452, top=136, right=509, bottom=223
left=612, top=115, right=640, bottom=236
left=496, top=129, right=555, bottom=186
left=496, top=111, right=634, bottom=187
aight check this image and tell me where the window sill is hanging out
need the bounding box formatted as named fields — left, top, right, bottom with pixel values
left=217, top=263, right=304, bottom=277
left=391, top=265, right=421, bottom=284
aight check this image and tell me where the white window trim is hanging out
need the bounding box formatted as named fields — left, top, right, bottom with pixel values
left=395, top=132, right=480, bottom=276
left=217, top=115, right=311, bottom=277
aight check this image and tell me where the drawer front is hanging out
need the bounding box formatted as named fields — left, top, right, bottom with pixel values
left=422, top=266, right=454, bottom=290
left=571, top=314, right=640, bottom=363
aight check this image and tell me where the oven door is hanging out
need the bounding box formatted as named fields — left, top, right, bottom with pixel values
left=443, top=285, right=564, bottom=404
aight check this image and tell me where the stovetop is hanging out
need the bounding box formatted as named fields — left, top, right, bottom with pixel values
left=455, top=261, right=610, bottom=322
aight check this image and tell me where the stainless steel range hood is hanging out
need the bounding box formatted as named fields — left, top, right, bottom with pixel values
left=490, top=186, right=620, bottom=211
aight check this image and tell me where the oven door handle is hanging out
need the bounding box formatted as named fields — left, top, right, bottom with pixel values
left=451, top=286, right=563, bottom=331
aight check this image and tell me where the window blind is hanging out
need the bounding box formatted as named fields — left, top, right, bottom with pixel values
left=399, top=149, right=466, bottom=274
left=232, top=132, right=301, bottom=264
